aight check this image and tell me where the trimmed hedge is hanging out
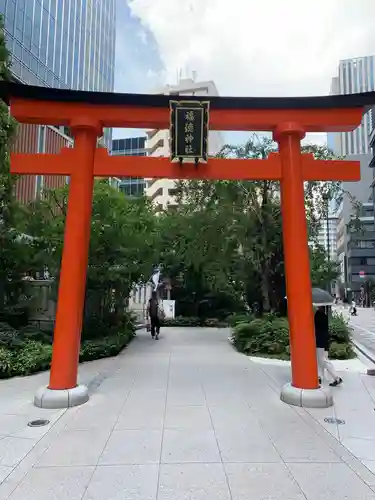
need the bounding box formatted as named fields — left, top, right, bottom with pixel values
left=163, top=316, right=228, bottom=328
left=232, top=311, right=355, bottom=360
left=0, top=320, right=136, bottom=379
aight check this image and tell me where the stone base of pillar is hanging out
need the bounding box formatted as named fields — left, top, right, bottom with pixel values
left=280, top=382, right=333, bottom=408
left=34, top=385, right=89, bottom=409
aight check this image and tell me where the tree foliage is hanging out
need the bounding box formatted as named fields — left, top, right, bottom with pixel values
left=0, top=13, right=31, bottom=318
left=19, top=181, right=159, bottom=327
left=156, top=135, right=340, bottom=314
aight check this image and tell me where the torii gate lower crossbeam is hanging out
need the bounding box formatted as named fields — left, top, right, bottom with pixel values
left=3, top=82, right=368, bottom=410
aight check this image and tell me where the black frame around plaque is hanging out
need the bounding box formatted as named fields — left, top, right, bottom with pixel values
left=169, top=100, right=210, bottom=163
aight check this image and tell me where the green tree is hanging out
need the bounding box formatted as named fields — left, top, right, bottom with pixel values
left=0, top=13, right=25, bottom=316
left=310, top=246, right=339, bottom=288
left=20, top=181, right=159, bottom=326
left=160, top=135, right=341, bottom=314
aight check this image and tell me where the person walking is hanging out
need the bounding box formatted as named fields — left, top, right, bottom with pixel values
left=314, top=306, right=343, bottom=387
left=147, top=291, right=164, bottom=340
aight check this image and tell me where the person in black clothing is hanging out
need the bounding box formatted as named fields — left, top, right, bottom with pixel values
left=314, top=306, right=343, bottom=387
left=147, top=291, right=161, bottom=340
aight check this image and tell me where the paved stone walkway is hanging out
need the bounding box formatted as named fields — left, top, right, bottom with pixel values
left=0, top=327, right=375, bottom=499
left=343, top=306, right=375, bottom=361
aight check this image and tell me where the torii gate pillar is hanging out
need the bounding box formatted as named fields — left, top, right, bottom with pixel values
left=35, top=119, right=101, bottom=409
left=275, top=123, right=325, bottom=407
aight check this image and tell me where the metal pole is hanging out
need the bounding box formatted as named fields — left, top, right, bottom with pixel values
left=326, top=199, right=330, bottom=262
left=325, top=197, right=331, bottom=294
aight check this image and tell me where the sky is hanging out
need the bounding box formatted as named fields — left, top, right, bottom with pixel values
left=113, top=0, right=375, bottom=144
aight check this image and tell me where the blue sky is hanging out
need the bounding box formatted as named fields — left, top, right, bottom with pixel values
left=114, top=0, right=163, bottom=96
left=112, top=0, right=161, bottom=140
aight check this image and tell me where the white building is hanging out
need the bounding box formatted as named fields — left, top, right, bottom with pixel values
left=327, top=55, right=375, bottom=156
left=145, top=78, right=224, bottom=209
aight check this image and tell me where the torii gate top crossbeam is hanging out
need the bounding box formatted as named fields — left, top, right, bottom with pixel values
left=1, top=81, right=374, bottom=132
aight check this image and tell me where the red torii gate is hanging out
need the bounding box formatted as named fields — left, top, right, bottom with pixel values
left=2, top=82, right=373, bottom=410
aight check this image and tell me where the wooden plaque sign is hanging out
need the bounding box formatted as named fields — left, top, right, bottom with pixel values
left=170, top=100, right=209, bottom=163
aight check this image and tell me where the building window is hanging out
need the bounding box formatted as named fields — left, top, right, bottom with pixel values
left=355, top=240, right=375, bottom=249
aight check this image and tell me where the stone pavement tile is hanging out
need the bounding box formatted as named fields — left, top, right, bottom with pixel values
left=158, top=463, right=231, bottom=500
left=341, top=437, right=375, bottom=461
left=270, top=428, right=341, bottom=463
left=36, top=430, right=109, bottom=467
left=161, top=429, right=220, bottom=464
left=166, top=388, right=206, bottom=407
left=83, top=464, right=159, bottom=500
left=115, top=406, right=165, bottom=431
left=288, top=462, right=375, bottom=500
left=208, top=404, right=262, bottom=431
left=132, top=378, right=169, bottom=391
left=215, top=427, right=282, bottom=463
left=62, top=400, right=122, bottom=432
left=204, top=391, right=251, bottom=407
left=362, top=461, right=375, bottom=484
left=7, top=466, right=94, bottom=500
left=99, top=430, right=162, bottom=465
left=126, top=389, right=167, bottom=408
left=0, top=412, right=63, bottom=440
left=301, top=406, right=340, bottom=440
left=335, top=406, right=375, bottom=441
left=0, top=437, right=37, bottom=467
left=0, top=467, right=12, bottom=484
left=225, top=463, right=305, bottom=500
left=91, top=377, right=134, bottom=395
left=164, top=406, right=212, bottom=431
left=361, top=376, right=375, bottom=402
left=288, top=405, right=375, bottom=491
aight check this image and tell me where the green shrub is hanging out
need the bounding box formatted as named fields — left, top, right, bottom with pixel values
left=0, top=346, right=13, bottom=376
left=0, top=341, right=52, bottom=378
left=82, top=310, right=136, bottom=341
left=10, top=341, right=52, bottom=376
left=232, top=312, right=353, bottom=360
left=329, top=341, right=355, bottom=360
left=0, top=325, right=135, bottom=379
left=163, top=316, right=201, bottom=327
left=329, top=312, right=352, bottom=343
left=162, top=316, right=229, bottom=328
left=0, top=322, right=24, bottom=349
left=226, top=313, right=254, bottom=327
left=0, top=322, right=19, bottom=347
left=19, top=325, right=53, bottom=344
left=80, top=328, right=134, bottom=362
left=233, top=317, right=290, bottom=357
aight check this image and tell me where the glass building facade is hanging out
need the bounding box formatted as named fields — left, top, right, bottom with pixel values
left=328, top=56, right=375, bottom=156
left=0, top=0, right=115, bottom=91
left=111, top=137, right=147, bottom=197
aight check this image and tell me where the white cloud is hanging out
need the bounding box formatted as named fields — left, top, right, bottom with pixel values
left=128, top=0, right=375, bottom=97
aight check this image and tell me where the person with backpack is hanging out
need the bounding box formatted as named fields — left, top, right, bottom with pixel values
left=147, top=291, right=164, bottom=340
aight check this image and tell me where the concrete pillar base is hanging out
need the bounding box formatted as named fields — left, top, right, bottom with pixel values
left=34, top=385, right=89, bottom=409
left=280, top=382, right=333, bottom=408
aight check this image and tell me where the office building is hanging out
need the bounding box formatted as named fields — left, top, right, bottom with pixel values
left=338, top=202, right=375, bottom=298
left=327, top=55, right=375, bottom=156
left=336, top=154, right=375, bottom=296
left=111, top=137, right=147, bottom=197
left=14, top=124, right=73, bottom=204
left=0, top=0, right=116, bottom=202
left=370, top=106, right=375, bottom=173
left=1, top=0, right=115, bottom=93
left=315, top=216, right=338, bottom=262
left=145, top=78, right=224, bottom=209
